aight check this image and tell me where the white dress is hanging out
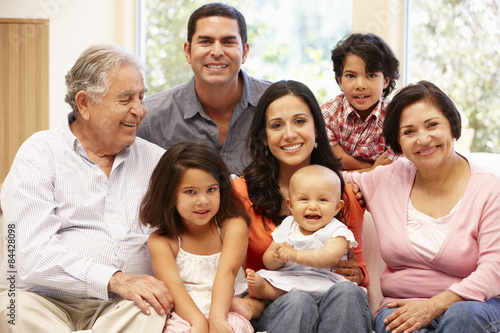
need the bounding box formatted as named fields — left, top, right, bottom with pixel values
left=175, top=230, right=246, bottom=314
left=256, top=216, right=358, bottom=301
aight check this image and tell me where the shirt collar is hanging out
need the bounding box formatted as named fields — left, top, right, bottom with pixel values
left=63, top=111, right=81, bottom=152
left=64, top=111, right=132, bottom=161
left=184, top=76, right=204, bottom=119
left=183, top=70, right=252, bottom=120
left=343, top=95, right=388, bottom=122
left=239, top=70, right=253, bottom=107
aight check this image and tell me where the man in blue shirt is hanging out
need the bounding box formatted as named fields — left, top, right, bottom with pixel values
left=137, top=2, right=271, bottom=175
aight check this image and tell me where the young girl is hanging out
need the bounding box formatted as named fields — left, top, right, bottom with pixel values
left=140, top=141, right=253, bottom=333
left=245, top=164, right=359, bottom=302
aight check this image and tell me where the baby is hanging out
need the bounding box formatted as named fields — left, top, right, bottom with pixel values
left=245, top=164, right=359, bottom=301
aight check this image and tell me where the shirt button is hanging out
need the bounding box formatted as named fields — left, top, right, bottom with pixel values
left=222, top=152, right=227, bottom=157
left=211, top=132, right=215, bottom=136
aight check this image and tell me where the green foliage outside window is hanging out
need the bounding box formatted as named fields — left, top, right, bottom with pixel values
left=145, top=0, right=499, bottom=152
left=144, top=0, right=248, bottom=95
left=410, top=0, right=500, bottom=152
left=144, top=0, right=351, bottom=102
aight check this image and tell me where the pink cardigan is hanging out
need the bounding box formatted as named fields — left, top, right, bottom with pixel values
left=344, top=157, right=500, bottom=314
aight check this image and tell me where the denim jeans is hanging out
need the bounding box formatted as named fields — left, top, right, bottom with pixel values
left=251, top=281, right=372, bottom=333
left=373, top=298, right=500, bottom=333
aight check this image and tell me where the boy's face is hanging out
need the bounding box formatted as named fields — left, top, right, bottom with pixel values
left=286, top=172, right=344, bottom=236
left=338, top=54, right=390, bottom=117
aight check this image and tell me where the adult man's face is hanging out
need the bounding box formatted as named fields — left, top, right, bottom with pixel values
left=82, top=65, right=147, bottom=154
left=184, top=16, right=249, bottom=89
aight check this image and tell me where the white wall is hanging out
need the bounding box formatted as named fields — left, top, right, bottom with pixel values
left=352, top=0, right=407, bottom=90
left=0, top=0, right=138, bottom=129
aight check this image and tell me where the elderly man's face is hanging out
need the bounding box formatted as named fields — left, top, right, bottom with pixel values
left=86, top=65, right=147, bottom=154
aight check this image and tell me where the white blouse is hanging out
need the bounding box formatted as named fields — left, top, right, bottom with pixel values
left=407, top=198, right=461, bottom=260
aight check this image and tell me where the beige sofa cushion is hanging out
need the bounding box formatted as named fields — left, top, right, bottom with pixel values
left=363, top=211, right=385, bottom=314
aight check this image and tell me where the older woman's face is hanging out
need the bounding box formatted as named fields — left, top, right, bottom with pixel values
left=85, top=65, right=147, bottom=154
left=264, top=95, right=317, bottom=170
left=398, top=101, right=455, bottom=169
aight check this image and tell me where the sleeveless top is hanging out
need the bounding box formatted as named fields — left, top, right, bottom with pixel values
left=175, top=226, right=246, bottom=313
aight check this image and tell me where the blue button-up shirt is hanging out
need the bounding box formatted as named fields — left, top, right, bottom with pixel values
left=137, top=70, right=271, bottom=175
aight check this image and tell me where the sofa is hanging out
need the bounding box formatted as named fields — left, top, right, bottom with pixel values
left=1, top=152, right=499, bottom=322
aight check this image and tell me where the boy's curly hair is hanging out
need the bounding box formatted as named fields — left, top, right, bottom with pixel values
left=331, top=33, right=400, bottom=97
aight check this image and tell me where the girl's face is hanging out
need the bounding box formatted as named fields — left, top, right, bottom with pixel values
left=398, top=101, right=455, bottom=170
left=176, top=168, right=220, bottom=228
left=264, top=95, right=317, bottom=170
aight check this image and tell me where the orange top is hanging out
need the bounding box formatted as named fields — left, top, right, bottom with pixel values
left=232, top=176, right=369, bottom=288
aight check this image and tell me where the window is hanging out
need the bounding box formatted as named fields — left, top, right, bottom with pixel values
left=407, top=0, right=500, bottom=153
left=141, top=0, right=352, bottom=103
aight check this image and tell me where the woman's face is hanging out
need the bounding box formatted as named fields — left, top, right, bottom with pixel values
left=264, top=95, right=317, bottom=170
left=398, top=101, right=455, bottom=170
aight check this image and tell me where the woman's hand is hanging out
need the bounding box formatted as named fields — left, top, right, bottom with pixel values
left=383, top=299, right=440, bottom=333
left=383, top=291, right=463, bottom=333
left=331, top=247, right=364, bottom=285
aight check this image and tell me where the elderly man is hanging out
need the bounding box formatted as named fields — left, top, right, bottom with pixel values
left=0, top=44, right=172, bottom=332
left=137, top=2, right=271, bottom=175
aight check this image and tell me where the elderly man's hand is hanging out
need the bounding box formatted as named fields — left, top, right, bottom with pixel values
left=108, top=271, right=173, bottom=315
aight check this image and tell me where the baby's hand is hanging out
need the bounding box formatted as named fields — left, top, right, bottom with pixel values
left=274, top=242, right=297, bottom=263
left=272, top=245, right=284, bottom=263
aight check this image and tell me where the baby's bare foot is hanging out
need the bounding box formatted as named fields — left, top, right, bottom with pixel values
left=246, top=269, right=284, bottom=300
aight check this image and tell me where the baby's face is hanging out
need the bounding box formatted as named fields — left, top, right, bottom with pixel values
left=287, top=173, right=344, bottom=236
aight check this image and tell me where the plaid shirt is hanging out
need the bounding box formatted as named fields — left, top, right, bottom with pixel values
left=321, top=94, right=398, bottom=162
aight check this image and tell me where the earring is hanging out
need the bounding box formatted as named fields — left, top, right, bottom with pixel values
left=265, top=147, right=268, bottom=156
left=314, top=142, right=318, bottom=149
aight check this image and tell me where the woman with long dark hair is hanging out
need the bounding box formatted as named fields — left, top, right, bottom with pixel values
left=233, top=80, right=372, bottom=332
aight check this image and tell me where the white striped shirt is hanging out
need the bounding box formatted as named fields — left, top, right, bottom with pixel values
left=1, top=118, right=164, bottom=300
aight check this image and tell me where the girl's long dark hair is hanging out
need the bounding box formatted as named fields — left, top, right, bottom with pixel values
left=243, top=80, right=349, bottom=227
left=140, top=141, right=250, bottom=237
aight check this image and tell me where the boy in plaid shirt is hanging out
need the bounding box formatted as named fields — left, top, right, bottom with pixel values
left=321, top=33, right=400, bottom=172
